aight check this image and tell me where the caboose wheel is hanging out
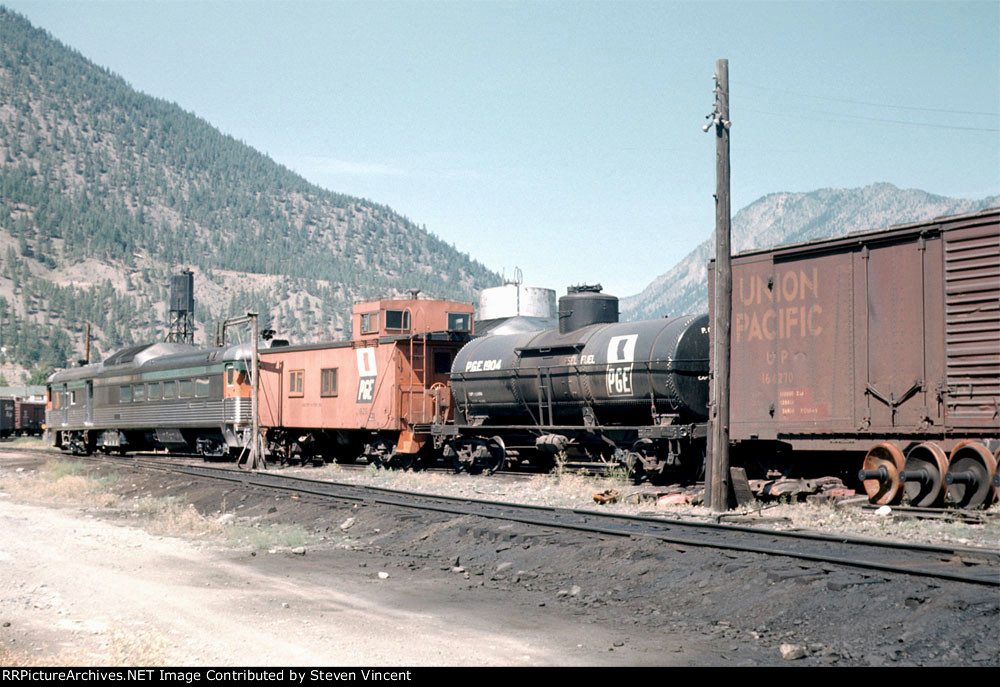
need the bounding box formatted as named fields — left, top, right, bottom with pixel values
left=859, top=442, right=904, bottom=505
left=367, top=439, right=397, bottom=469
left=448, top=439, right=504, bottom=474
left=394, top=451, right=416, bottom=471
left=900, top=442, right=949, bottom=508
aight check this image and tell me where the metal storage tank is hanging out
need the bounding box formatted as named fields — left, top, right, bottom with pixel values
left=478, top=280, right=556, bottom=321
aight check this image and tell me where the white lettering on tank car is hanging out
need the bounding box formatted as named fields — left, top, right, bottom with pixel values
left=606, top=334, right=638, bottom=397
left=465, top=359, right=503, bottom=372
left=606, top=335, right=638, bottom=363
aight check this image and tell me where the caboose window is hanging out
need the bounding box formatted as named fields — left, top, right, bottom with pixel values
left=289, top=370, right=304, bottom=396
left=385, top=309, right=410, bottom=331
left=448, top=313, right=471, bottom=332
left=434, top=351, right=453, bottom=374
left=321, top=368, right=338, bottom=397
left=360, top=312, right=379, bottom=334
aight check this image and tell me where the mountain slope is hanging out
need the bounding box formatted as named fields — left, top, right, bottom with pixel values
left=0, top=8, right=500, bottom=380
left=621, top=184, right=999, bottom=321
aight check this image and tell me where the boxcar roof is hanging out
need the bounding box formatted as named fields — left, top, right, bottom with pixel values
left=726, top=207, right=999, bottom=261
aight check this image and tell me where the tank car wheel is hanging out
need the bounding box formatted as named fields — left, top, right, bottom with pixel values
left=483, top=437, right=505, bottom=475
left=625, top=441, right=656, bottom=483
left=449, top=441, right=474, bottom=473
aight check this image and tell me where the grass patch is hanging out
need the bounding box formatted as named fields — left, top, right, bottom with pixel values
left=224, top=522, right=312, bottom=550
left=0, top=460, right=120, bottom=508
left=0, top=642, right=32, bottom=667
left=107, top=628, right=168, bottom=665
left=0, top=628, right=168, bottom=667
left=128, top=495, right=221, bottom=537
left=1, top=436, right=51, bottom=450
left=1, top=459, right=314, bottom=550
left=44, top=460, right=87, bottom=479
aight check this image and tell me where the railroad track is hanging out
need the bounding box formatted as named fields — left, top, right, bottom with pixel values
left=63, top=452, right=1000, bottom=588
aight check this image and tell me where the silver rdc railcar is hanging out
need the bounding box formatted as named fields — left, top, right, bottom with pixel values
left=46, top=342, right=254, bottom=456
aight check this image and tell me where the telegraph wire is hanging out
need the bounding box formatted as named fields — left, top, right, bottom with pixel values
left=742, top=107, right=1000, bottom=132
left=737, top=81, right=999, bottom=118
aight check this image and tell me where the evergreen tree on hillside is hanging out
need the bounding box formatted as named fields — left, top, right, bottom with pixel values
left=0, top=8, right=499, bottom=371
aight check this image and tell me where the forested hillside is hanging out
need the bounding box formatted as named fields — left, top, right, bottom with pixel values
left=0, top=8, right=499, bottom=382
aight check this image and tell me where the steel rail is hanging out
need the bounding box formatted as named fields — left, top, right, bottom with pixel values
left=71, top=453, right=1000, bottom=588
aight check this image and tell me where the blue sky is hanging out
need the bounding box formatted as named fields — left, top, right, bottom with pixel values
left=4, top=1, right=998, bottom=297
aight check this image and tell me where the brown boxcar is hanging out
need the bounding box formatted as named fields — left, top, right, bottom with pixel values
left=258, top=297, right=474, bottom=465
left=710, top=208, right=999, bottom=507
left=14, top=400, right=45, bottom=435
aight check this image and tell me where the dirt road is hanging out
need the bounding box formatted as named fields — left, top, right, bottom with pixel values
left=1, top=452, right=997, bottom=667
left=0, top=490, right=705, bottom=665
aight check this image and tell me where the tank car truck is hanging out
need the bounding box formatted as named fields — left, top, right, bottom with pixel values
left=257, top=296, right=475, bottom=467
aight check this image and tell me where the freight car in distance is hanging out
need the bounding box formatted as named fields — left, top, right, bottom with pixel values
left=14, top=400, right=45, bottom=436
left=710, top=207, right=1000, bottom=508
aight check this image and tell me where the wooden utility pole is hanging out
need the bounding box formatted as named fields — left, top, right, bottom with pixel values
left=706, top=59, right=732, bottom=511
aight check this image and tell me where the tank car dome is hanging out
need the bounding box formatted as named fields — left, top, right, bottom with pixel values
left=557, top=284, right=619, bottom=333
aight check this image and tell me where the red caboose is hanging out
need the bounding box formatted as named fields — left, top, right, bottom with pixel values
left=258, top=297, right=474, bottom=466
